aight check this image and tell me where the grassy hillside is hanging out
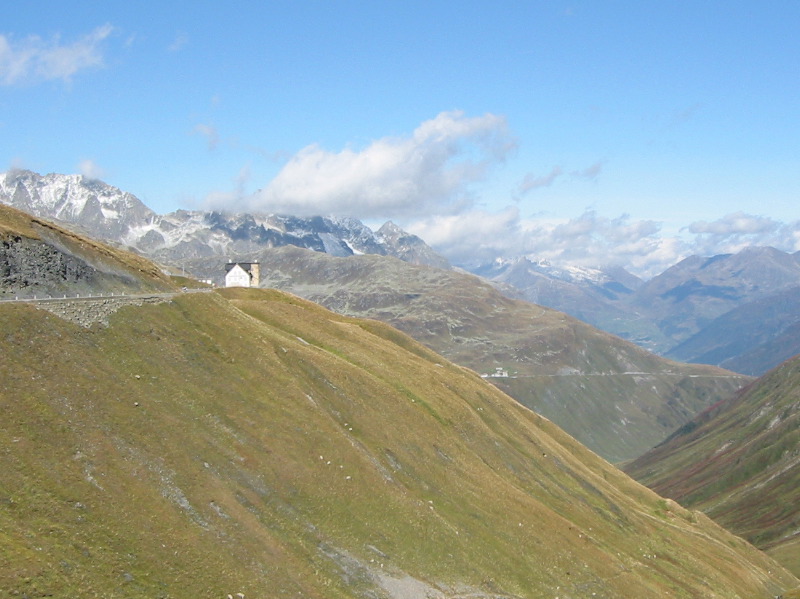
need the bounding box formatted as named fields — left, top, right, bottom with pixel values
left=204, top=246, right=749, bottom=463
left=1, top=288, right=796, bottom=598
left=626, top=355, right=800, bottom=576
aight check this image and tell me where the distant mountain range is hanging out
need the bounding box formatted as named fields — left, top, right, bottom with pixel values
left=3, top=169, right=800, bottom=375
left=468, top=249, right=800, bottom=376
left=626, top=352, right=800, bottom=576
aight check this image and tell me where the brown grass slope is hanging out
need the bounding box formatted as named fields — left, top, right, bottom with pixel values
left=0, top=202, right=177, bottom=297
left=0, top=288, right=796, bottom=598
left=626, top=355, right=800, bottom=576
left=213, top=245, right=749, bottom=463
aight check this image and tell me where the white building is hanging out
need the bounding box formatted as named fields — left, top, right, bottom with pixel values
left=224, top=261, right=260, bottom=288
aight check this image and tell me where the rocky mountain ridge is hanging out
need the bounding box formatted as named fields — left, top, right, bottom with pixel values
left=0, top=170, right=449, bottom=270
left=0, top=202, right=177, bottom=298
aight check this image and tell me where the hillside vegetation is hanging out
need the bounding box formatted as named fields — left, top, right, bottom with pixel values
left=1, top=288, right=797, bottom=597
left=212, top=245, right=749, bottom=463
left=626, top=355, right=800, bottom=576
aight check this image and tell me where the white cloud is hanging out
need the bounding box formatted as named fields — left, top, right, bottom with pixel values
left=571, top=160, right=604, bottom=180
left=0, top=24, right=113, bottom=86
left=517, top=160, right=603, bottom=197
left=203, top=164, right=252, bottom=208
left=686, top=212, right=778, bottom=236
left=409, top=206, right=800, bottom=278
left=235, top=111, right=515, bottom=218
left=193, top=123, right=220, bottom=150
left=684, top=212, right=800, bottom=256
left=409, top=209, right=686, bottom=278
left=78, top=159, right=105, bottom=180
left=409, top=207, right=524, bottom=264
left=168, top=32, right=189, bottom=53
left=518, top=166, right=562, bottom=194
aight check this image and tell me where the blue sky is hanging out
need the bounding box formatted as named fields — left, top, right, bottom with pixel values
left=2, top=1, right=799, bottom=275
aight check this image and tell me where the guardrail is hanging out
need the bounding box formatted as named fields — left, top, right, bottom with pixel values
left=0, top=288, right=212, bottom=303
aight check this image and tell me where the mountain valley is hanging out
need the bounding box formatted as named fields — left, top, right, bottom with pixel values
left=626, top=353, right=800, bottom=577
left=241, top=245, right=748, bottom=463
left=1, top=211, right=797, bottom=596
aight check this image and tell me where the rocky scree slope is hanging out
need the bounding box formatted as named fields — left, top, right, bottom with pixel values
left=250, top=245, right=749, bottom=463
left=1, top=285, right=797, bottom=598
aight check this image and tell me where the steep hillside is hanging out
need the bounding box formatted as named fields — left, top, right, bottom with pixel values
left=224, top=245, right=749, bottom=463
left=0, top=287, right=797, bottom=598
left=0, top=202, right=177, bottom=297
left=626, top=355, right=800, bottom=576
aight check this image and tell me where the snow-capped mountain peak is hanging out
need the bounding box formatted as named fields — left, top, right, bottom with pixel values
left=0, top=170, right=449, bottom=270
left=0, top=169, right=156, bottom=238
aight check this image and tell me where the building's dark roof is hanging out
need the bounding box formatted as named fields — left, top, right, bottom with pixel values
left=224, top=262, right=258, bottom=274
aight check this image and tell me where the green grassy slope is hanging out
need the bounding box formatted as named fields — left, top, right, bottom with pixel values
left=626, top=356, right=800, bottom=576
left=219, top=246, right=749, bottom=463
left=0, top=288, right=796, bottom=598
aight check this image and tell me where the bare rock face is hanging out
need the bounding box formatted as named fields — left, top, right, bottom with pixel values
left=0, top=202, right=178, bottom=298
left=377, top=221, right=450, bottom=269
left=0, top=235, right=98, bottom=296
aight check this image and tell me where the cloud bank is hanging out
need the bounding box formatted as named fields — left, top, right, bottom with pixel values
left=410, top=209, right=678, bottom=276
left=685, top=212, right=800, bottom=257
left=229, top=111, right=515, bottom=218
left=204, top=111, right=798, bottom=278
left=0, top=24, right=113, bottom=86
left=409, top=209, right=800, bottom=278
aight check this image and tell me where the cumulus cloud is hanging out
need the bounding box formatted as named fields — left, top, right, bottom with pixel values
left=410, top=207, right=524, bottom=264
left=0, top=24, right=113, bottom=86
left=234, top=111, right=515, bottom=218
left=409, top=206, right=800, bottom=278
left=78, top=159, right=105, bottom=180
